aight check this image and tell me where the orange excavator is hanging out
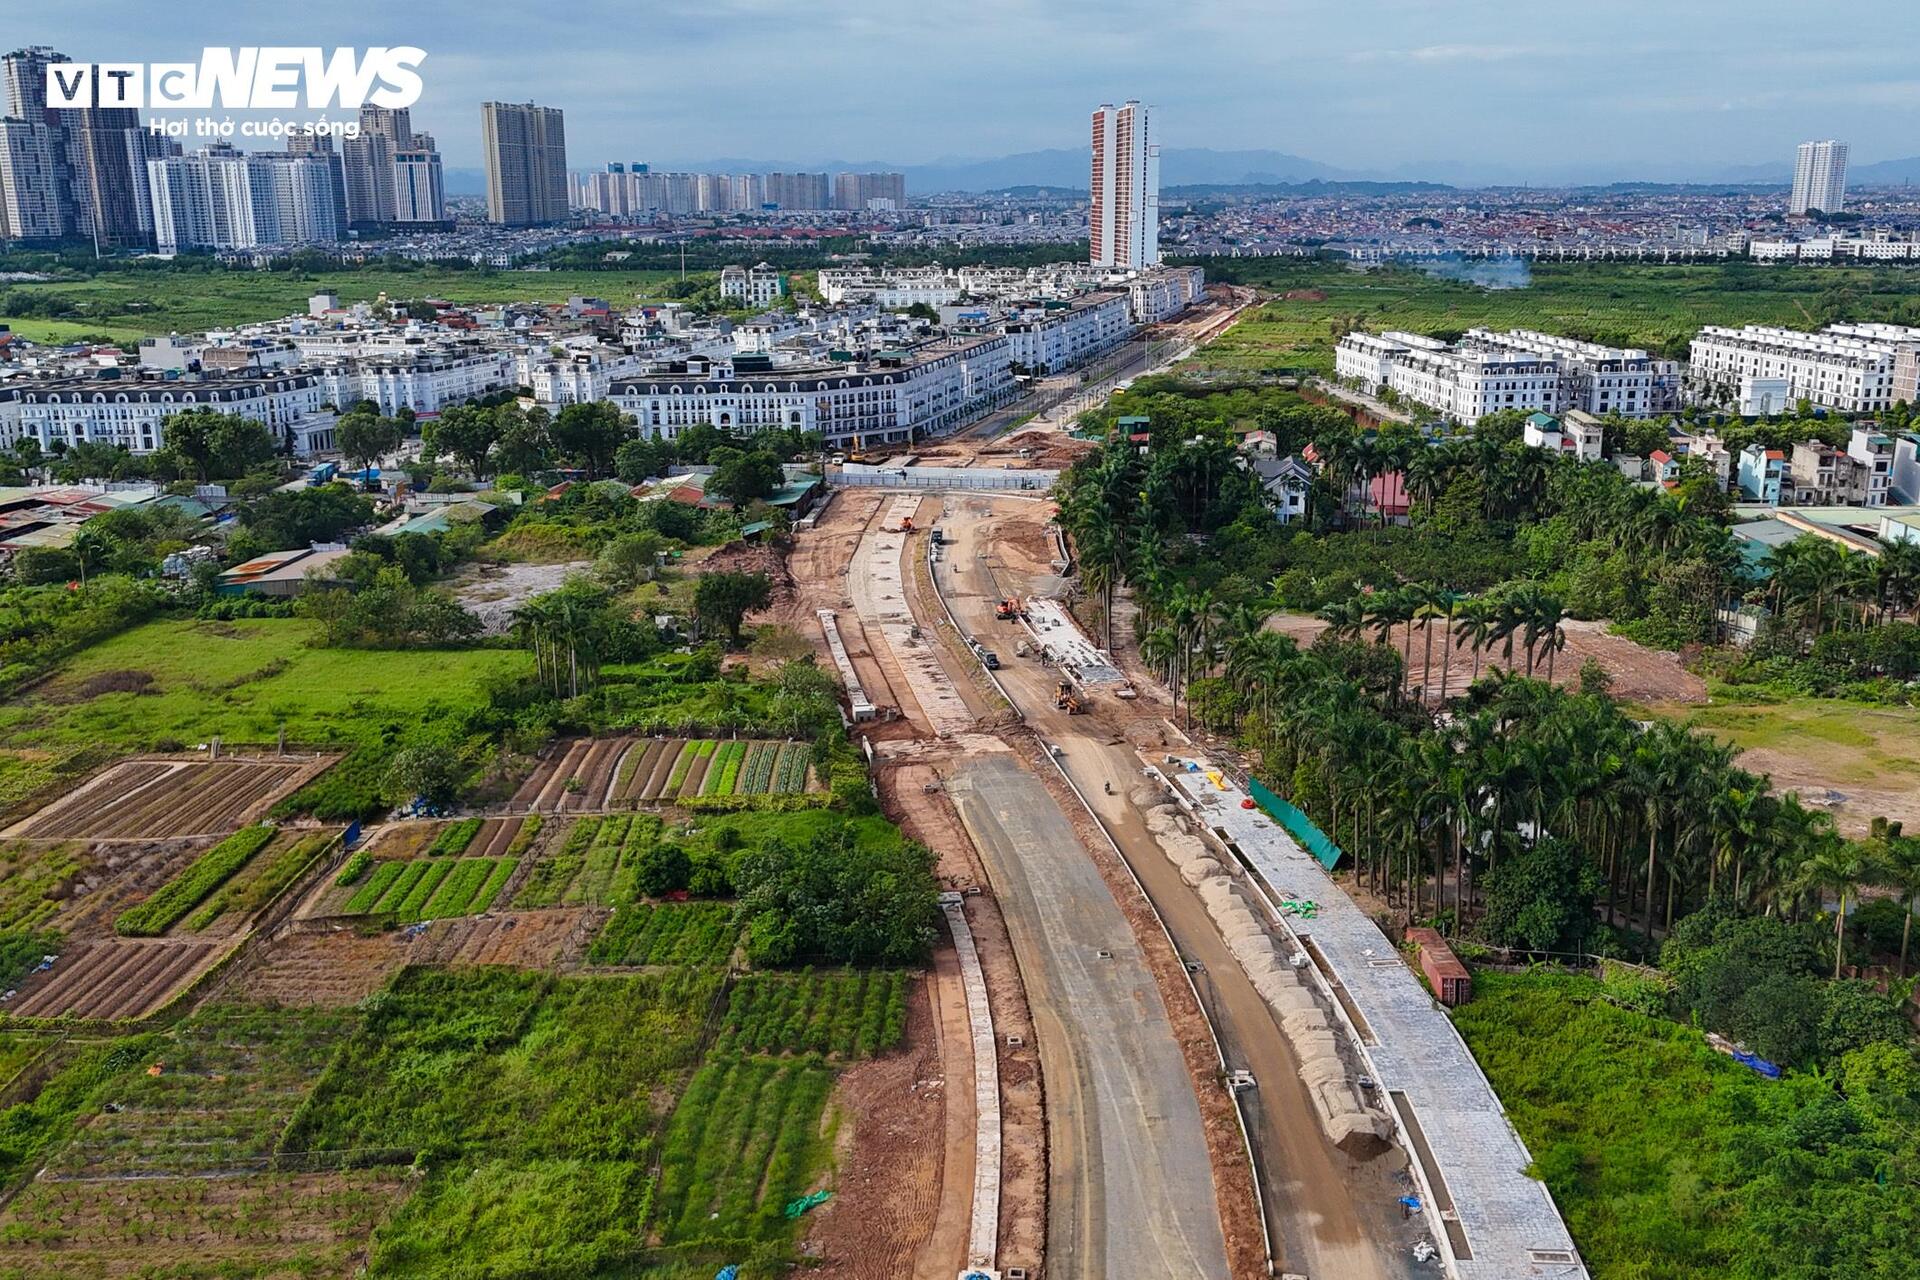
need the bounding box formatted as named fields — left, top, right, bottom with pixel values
left=995, top=596, right=1025, bottom=621
left=899, top=514, right=915, bottom=532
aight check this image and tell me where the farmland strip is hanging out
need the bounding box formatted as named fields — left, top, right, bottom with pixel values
left=344, top=860, right=405, bottom=912
left=370, top=860, right=431, bottom=913
left=625, top=740, right=668, bottom=801
left=677, top=743, right=715, bottom=799
left=535, top=739, right=594, bottom=810
left=471, top=858, right=517, bottom=912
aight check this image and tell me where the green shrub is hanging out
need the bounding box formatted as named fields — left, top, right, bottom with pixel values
left=335, top=851, right=373, bottom=886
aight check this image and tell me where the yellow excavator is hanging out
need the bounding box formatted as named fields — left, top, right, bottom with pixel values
left=1055, top=679, right=1084, bottom=714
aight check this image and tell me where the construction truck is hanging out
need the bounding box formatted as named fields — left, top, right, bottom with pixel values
left=1055, top=680, right=1084, bottom=714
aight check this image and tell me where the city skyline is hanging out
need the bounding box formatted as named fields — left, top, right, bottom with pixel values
left=14, top=2, right=1920, bottom=187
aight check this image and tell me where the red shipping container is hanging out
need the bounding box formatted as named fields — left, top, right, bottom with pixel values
left=1407, top=927, right=1471, bottom=1007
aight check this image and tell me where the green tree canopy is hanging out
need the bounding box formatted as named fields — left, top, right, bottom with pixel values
left=693, top=570, right=773, bottom=646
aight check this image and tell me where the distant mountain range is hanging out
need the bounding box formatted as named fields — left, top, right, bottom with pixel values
left=441, top=148, right=1920, bottom=198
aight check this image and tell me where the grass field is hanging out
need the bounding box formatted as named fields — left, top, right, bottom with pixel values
left=0, top=267, right=693, bottom=344
left=1453, top=970, right=1920, bottom=1280
left=1191, top=261, right=1920, bottom=374
left=0, top=617, right=527, bottom=753
left=1642, top=690, right=1920, bottom=834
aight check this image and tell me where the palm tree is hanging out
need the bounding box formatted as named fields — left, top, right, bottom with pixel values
left=1076, top=511, right=1126, bottom=651
left=70, top=526, right=110, bottom=588
left=1877, top=835, right=1920, bottom=976
left=1316, top=596, right=1368, bottom=644
left=1798, top=839, right=1878, bottom=979
left=1407, top=582, right=1449, bottom=702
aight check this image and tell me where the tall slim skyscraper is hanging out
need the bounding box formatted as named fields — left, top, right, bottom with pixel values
left=3, top=45, right=164, bottom=247
left=0, top=118, right=65, bottom=241
left=1790, top=140, right=1850, bottom=216
left=481, top=101, right=568, bottom=226
left=287, top=130, right=350, bottom=233
left=1090, top=100, right=1159, bottom=269
left=392, top=145, right=447, bottom=224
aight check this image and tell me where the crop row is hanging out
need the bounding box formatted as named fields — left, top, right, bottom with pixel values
left=338, top=858, right=515, bottom=921
left=186, top=831, right=335, bottom=931
left=587, top=902, right=738, bottom=967
left=116, top=826, right=275, bottom=937
left=714, top=970, right=909, bottom=1059
left=509, top=817, right=601, bottom=908
left=511, top=815, right=658, bottom=909
left=428, top=818, right=484, bottom=857
left=620, top=739, right=811, bottom=804
left=703, top=742, right=746, bottom=797
left=343, top=860, right=404, bottom=912
left=653, top=1055, right=835, bottom=1245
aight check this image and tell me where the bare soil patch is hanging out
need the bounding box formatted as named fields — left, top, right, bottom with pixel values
left=9, top=756, right=331, bottom=841
left=229, top=926, right=417, bottom=1006
left=450, top=559, right=592, bottom=635
left=802, top=974, right=947, bottom=1279
left=7, top=938, right=220, bottom=1020
left=1265, top=613, right=1707, bottom=705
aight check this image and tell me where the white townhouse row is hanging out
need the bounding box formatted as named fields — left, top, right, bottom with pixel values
left=1004, top=293, right=1133, bottom=374
left=609, top=335, right=1017, bottom=451
left=817, top=262, right=1204, bottom=325
left=1457, top=329, right=1680, bottom=418
left=311, top=349, right=520, bottom=418
left=817, top=267, right=963, bottom=309
left=1687, top=322, right=1920, bottom=415
left=0, top=373, right=337, bottom=456
left=1335, top=328, right=1677, bottom=423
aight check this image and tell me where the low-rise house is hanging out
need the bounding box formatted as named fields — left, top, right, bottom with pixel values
left=1737, top=444, right=1785, bottom=504
left=1250, top=455, right=1313, bottom=524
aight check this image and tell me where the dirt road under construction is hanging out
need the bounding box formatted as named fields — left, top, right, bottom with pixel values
left=770, top=286, right=1423, bottom=1279
left=780, top=482, right=1251, bottom=1278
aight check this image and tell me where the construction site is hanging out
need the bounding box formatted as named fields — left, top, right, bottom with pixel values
left=775, top=291, right=1591, bottom=1277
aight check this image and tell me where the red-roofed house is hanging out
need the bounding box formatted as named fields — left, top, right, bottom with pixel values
left=1370, top=471, right=1411, bottom=521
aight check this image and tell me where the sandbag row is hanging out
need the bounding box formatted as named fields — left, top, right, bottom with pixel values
left=1146, top=800, right=1390, bottom=1152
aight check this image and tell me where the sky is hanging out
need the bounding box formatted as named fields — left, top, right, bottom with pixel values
left=21, top=1, right=1920, bottom=184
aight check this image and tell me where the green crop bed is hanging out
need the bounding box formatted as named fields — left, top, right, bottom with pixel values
left=428, top=818, right=484, bottom=857
left=343, top=860, right=405, bottom=913
left=116, top=825, right=273, bottom=936
left=653, top=1055, right=836, bottom=1245
left=714, top=971, right=909, bottom=1059
left=587, top=902, right=739, bottom=967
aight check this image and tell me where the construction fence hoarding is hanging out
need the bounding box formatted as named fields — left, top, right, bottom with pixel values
left=1247, top=777, right=1342, bottom=872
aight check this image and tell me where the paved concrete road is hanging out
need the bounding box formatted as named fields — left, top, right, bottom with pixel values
left=950, top=753, right=1231, bottom=1280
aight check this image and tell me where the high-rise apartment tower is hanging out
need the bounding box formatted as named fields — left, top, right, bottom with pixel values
left=1090, top=100, right=1158, bottom=268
